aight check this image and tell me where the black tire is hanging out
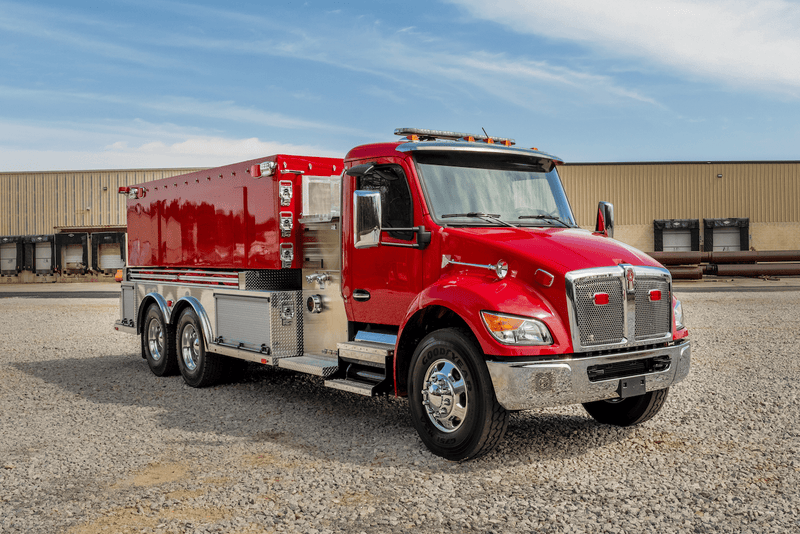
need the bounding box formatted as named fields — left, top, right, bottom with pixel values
left=408, top=328, right=508, bottom=461
left=176, top=308, right=224, bottom=388
left=582, top=387, right=669, bottom=427
left=142, top=304, right=178, bottom=376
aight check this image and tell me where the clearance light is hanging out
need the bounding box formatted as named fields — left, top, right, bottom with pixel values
left=406, top=134, right=420, bottom=141
left=594, top=293, right=610, bottom=306
left=649, top=289, right=662, bottom=302
left=486, top=138, right=494, bottom=144
left=481, top=311, right=553, bottom=345
left=465, top=136, right=475, bottom=142
left=394, top=128, right=515, bottom=145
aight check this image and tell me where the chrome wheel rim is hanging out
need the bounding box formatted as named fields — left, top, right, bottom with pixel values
left=147, top=318, right=164, bottom=362
left=181, top=323, right=199, bottom=371
left=421, top=358, right=468, bottom=433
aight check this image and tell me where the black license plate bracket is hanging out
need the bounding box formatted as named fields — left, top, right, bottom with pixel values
left=618, top=376, right=646, bottom=398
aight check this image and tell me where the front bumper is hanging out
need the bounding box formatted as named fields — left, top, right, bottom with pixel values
left=486, top=340, right=690, bottom=411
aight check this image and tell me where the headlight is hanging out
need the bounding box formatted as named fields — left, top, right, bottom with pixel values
left=481, top=311, right=553, bottom=345
left=673, top=298, right=685, bottom=330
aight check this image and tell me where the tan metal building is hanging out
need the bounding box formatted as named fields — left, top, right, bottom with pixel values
left=0, top=168, right=201, bottom=236
left=559, top=161, right=800, bottom=252
left=2, top=161, right=799, bottom=252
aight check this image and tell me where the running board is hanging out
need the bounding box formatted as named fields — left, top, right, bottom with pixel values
left=278, top=355, right=339, bottom=378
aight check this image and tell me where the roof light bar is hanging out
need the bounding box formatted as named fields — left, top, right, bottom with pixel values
left=395, top=128, right=515, bottom=146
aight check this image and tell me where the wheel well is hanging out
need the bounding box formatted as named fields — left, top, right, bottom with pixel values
left=394, top=305, right=476, bottom=396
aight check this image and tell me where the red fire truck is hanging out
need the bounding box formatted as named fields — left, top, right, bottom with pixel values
left=115, top=128, right=690, bottom=460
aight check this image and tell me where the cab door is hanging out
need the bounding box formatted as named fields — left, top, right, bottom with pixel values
left=342, top=157, right=424, bottom=326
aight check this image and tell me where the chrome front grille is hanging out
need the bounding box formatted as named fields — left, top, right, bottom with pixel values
left=566, top=265, right=672, bottom=352
left=634, top=278, right=671, bottom=340
left=573, top=278, right=624, bottom=346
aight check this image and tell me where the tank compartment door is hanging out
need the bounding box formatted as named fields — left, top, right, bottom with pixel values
left=213, top=291, right=302, bottom=359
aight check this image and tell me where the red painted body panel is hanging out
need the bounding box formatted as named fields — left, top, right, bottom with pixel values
left=126, top=155, right=341, bottom=269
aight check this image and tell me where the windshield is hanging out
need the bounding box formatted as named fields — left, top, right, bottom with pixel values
left=414, top=151, right=576, bottom=227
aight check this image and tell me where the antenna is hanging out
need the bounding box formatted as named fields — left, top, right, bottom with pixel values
left=482, top=127, right=489, bottom=138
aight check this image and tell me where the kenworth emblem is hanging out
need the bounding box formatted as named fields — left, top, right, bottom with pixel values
left=624, top=265, right=635, bottom=292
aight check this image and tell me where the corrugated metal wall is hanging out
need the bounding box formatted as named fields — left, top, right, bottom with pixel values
left=0, top=169, right=202, bottom=235
left=3, top=162, right=799, bottom=235
left=559, top=162, right=800, bottom=226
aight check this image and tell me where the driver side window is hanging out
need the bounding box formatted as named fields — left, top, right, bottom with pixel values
left=357, top=164, right=414, bottom=239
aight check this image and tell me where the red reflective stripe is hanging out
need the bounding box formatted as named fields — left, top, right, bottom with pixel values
left=593, top=293, right=610, bottom=306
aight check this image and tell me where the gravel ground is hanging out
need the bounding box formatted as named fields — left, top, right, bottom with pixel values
left=1, top=292, right=799, bottom=533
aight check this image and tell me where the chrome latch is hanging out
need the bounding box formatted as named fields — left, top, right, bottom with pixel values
left=279, top=181, right=293, bottom=206
left=280, top=243, right=294, bottom=268
left=280, top=299, right=295, bottom=326
left=279, top=212, right=293, bottom=237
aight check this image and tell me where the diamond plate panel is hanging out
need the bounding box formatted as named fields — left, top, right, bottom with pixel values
left=243, top=269, right=302, bottom=291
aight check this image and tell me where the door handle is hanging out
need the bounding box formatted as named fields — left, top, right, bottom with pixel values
left=352, top=289, right=371, bottom=302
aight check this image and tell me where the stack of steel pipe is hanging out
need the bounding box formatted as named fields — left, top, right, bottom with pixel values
left=647, top=250, right=800, bottom=278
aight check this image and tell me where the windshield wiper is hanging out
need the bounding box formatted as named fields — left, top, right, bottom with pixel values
left=518, top=214, right=570, bottom=227
left=441, top=212, right=517, bottom=228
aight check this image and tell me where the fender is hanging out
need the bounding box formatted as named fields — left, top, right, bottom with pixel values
left=173, top=296, right=214, bottom=347
left=137, top=292, right=171, bottom=334
left=398, top=273, right=572, bottom=359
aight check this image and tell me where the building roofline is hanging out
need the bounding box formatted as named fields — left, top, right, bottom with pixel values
left=563, top=160, right=800, bottom=166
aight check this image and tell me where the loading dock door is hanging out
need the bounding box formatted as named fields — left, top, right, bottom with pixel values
left=662, top=229, right=693, bottom=252
left=35, top=242, right=52, bottom=272
left=712, top=227, right=742, bottom=251
left=64, top=244, right=84, bottom=269
left=1, top=243, right=16, bottom=274
left=99, top=243, right=125, bottom=270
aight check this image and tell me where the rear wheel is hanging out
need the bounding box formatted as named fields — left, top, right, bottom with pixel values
left=408, top=328, right=508, bottom=461
left=176, top=308, right=224, bottom=388
left=582, top=388, right=669, bottom=426
left=142, top=304, right=177, bottom=376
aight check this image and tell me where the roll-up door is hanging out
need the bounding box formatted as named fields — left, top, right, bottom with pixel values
left=99, top=243, right=125, bottom=270
left=1, top=243, right=16, bottom=274
left=35, top=242, right=52, bottom=272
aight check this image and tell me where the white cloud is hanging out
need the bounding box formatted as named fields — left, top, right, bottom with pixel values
left=0, top=120, right=341, bottom=171
left=445, top=0, right=800, bottom=96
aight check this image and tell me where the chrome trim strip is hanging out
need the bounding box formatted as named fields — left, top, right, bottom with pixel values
left=395, top=141, right=562, bottom=162
left=486, top=341, right=690, bottom=411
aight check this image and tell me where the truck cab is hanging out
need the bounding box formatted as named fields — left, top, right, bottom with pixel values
left=336, top=129, right=689, bottom=459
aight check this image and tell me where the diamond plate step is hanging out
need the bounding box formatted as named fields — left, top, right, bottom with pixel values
left=337, top=340, right=394, bottom=366
left=278, top=355, right=339, bottom=378
left=324, top=378, right=378, bottom=396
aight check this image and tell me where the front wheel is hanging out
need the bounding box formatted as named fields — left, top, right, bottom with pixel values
left=582, top=387, right=669, bottom=427
left=176, top=308, right=223, bottom=388
left=408, top=328, right=508, bottom=461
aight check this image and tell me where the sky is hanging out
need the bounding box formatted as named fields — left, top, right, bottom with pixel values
left=1, top=0, right=799, bottom=171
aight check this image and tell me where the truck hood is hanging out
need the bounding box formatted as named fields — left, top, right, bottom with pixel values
left=440, top=226, right=663, bottom=277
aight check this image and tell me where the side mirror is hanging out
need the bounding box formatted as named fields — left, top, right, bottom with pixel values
left=595, top=201, right=614, bottom=238
left=354, top=190, right=382, bottom=248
